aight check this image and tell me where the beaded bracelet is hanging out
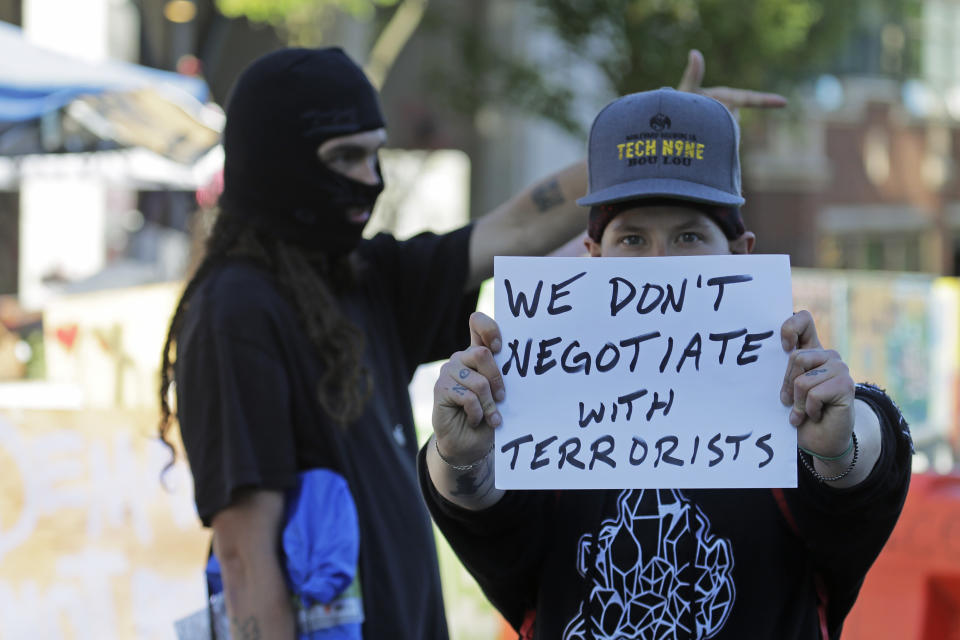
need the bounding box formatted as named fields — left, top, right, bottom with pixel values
left=798, top=431, right=859, bottom=483
left=435, top=437, right=494, bottom=472
left=799, top=435, right=855, bottom=462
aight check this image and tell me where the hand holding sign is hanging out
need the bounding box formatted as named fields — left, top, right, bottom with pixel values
left=432, top=313, right=505, bottom=467
left=780, top=310, right=856, bottom=460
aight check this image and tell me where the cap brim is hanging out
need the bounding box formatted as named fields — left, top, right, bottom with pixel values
left=577, top=178, right=745, bottom=208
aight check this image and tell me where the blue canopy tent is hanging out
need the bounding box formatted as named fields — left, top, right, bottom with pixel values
left=0, top=20, right=222, bottom=187
left=0, top=20, right=208, bottom=123
left=0, top=20, right=225, bottom=301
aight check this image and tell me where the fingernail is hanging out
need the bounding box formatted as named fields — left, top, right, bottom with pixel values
left=782, top=338, right=791, bottom=351
left=780, top=390, right=790, bottom=405
left=789, top=411, right=801, bottom=427
left=495, top=389, right=505, bottom=402
left=491, top=338, right=502, bottom=353
left=488, top=412, right=502, bottom=427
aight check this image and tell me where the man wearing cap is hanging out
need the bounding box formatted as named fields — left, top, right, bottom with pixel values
left=421, top=89, right=912, bottom=639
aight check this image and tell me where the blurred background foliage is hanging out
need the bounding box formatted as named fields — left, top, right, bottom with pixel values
left=214, top=0, right=400, bottom=45
left=210, top=0, right=924, bottom=137
left=431, top=0, right=923, bottom=136
left=216, top=0, right=398, bottom=22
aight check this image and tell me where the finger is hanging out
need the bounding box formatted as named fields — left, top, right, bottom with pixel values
left=434, top=372, right=484, bottom=428
left=446, top=361, right=501, bottom=427
left=780, top=310, right=822, bottom=352
left=460, top=344, right=505, bottom=403
left=803, top=373, right=853, bottom=424
left=676, top=49, right=705, bottom=93
left=701, top=87, right=788, bottom=110
left=780, top=348, right=837, bottom=405
left=789, top=359, right=846, bottom=424
left=469, top=311, right=502, bottom=353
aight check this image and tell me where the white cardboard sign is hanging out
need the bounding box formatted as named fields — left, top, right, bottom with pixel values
left=493, top=255, right=795, bottom=490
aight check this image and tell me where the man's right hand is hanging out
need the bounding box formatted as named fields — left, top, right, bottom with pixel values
left=677, top=49, right=788, bottom=117
left=212, top=490, right=295, bottom=640
left=432, top=312, right=505, bottom=466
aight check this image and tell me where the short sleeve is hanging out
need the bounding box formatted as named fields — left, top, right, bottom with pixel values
left=362, top=225, right=478, bottom=371
left=175, top=269, right=299, bottom=526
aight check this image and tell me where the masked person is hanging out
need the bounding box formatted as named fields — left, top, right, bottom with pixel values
left=159, top=47, right=785, bottom=639
left=421, top=89, right=912, bottom=640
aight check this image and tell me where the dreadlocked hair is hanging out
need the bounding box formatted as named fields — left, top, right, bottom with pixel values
left=158, top=207, right=371, bottom=467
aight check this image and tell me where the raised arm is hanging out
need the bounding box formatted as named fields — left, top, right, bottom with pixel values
left=467, top=162, right=587, bottom=289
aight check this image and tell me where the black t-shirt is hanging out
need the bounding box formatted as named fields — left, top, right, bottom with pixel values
left=176, top=226, right=478, bottom=640
left=420, top=383, right=913, bottom=640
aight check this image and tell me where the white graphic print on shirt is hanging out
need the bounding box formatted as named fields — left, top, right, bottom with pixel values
left=562, top=489, right=736, bottom=640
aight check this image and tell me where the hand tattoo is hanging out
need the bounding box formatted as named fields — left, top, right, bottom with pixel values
left=459, top=368, right=470, bottom=379
left=452, top=383, right=468, bottom=396
left=531, top=178, right=565, bottom=212
left=450, top=455, right=494, bottom=498
left=805, top=368, right=828, bottom=377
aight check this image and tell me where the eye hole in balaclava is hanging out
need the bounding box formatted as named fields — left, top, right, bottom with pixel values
left=219, top=47, right=386, bottom=255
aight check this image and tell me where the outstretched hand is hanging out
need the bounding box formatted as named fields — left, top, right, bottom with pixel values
left=432, top=312, right=505, bottom=466
left=677, top=49, right=787, bottom=118
left=779, top=310, right=856, bottom=458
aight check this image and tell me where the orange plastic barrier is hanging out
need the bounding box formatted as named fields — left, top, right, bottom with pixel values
left=842, top=472, right=960, bottom=640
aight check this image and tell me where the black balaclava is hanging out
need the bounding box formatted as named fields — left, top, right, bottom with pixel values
left=220, top=47, right=386, bottom=255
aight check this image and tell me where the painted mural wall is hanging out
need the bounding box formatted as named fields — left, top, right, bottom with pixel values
left=794, top=268, right=960, bottom=454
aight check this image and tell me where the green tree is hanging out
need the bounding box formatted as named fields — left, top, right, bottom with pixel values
left=434, top=0, right=921, bottom=136
left=216, top=0, right=396, bottom=25
left=214, top=0, right=427, bottom=87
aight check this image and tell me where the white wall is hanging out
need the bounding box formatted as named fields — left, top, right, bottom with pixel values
left=18, top=177, right=107, bottom=310
left=17, top=0, right=140, bottom=310
left=23, top=0, right=111, bottom=61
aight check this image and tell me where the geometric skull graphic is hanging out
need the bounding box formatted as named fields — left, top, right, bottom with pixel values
left=562, top=489, right=735, bottom=640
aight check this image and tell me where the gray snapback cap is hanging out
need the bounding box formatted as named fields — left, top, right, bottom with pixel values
left=577, top=88, right=744, bottom=208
